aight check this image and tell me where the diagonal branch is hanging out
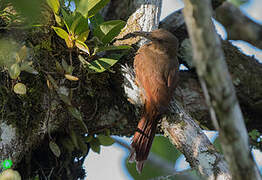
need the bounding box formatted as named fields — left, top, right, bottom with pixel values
left=215, top=2, right=262, bottom=49
left=159, top=7, right=262, bottom=132
left=162, top=101, right=230, bottom=179
left=182, top=0, right=261, bottom=179
left=122, top=63, right=231, bottom=179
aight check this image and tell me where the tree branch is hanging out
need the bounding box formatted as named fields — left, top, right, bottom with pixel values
left=160, top=7, right=262, bottom=131
left=162, top=101, right=230, bottom=179
left=182, top=0, right=261, bottom=179
left=121, top=65, right=230, bottom=178
left=215, top=2, right=262, bottom=49
left=116, top=2, right=231, bottom=176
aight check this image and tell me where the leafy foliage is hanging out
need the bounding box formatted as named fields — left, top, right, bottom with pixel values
left=249, top=129, right=260, bottom=141
left=228, top=0, right=249, bottom=6
left=94, top=20, right=126, bottom=44
left=0, top=43, right=37, bottom=94
left=85, top=133, right=115, bottom=154
left=8, top=0, right=43, bottom=24
left=97, top=134, right=115, bottom=146
left=86, top=58, right=118, bottom=73
left=0, top=0, right=130, bottom=179
left=49, top=0, right=129, bottom=73
left=49, top=141, right=61, bottom=157
left=46, top=0, right=60, bottom=14
left=13, top=83, right=27, bottom=95
left=249, top=129, right=262, bottom=148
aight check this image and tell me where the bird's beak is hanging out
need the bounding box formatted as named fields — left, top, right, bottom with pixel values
left=132, top=31, right=154, bottom=41
left=114, top=31, right=151, bottom=41
left=132, top=31, right=151, bottom=38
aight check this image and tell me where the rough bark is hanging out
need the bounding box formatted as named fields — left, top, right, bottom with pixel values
left=182, top=0, right=261, bottom=179
left=162, top=101, right=230, bottom=179
left=122, top=64, right=230, bottom=179
left=160, top=7, right=262, bottom=131
left=117, top=1, right=230, bottom=177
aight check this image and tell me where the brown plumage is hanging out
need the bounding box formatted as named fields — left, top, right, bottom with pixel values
left=129, top=29, right=179, bottom=173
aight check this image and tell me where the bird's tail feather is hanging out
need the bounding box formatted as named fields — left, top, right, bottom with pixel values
left=129, top=102, right=160, bottom=173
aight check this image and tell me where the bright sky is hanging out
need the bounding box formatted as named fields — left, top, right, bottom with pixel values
left=84, top=0, right=262, bottom=179
left=84, top=137, right=131, bottom=180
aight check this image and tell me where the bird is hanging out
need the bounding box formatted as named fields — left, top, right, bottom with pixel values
left=129, top=29, right=179, bottom=173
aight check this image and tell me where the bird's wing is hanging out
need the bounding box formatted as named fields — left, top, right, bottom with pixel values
left=167, top=57, right=179, bottom=90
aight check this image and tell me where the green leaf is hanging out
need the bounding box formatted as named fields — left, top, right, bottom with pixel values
left=13, top=83, right=26, bottom=95
left=97, top=135, right=115, bottom=146
left=76, top=0, right=89, bottom=17
left=9, top=63, right=20, bottom=79
left=67, top=65, right=74, bottom=74
left=55, top=14, right=63, bottom=26
left=78, top=55, right=89, bottom=67
left=16, top=53, right=21, bottom=63
left=75, top=40, right=90, bottom=54
left=0, top=39, right=19, bottom=67
left=46, top=0, right=60, bottom=14
left=64, top=12, right=89, bottom=36
left=109, top=53, right=127, bottom=60
left=65, top=35, right=74, bottom=48
left=70, top=14, right=81, bottom=34
left=75, top=19, right=89, bottom=36
left=55, top=61, right=64, bottom=74
left=61, top=9, right=74, bottom=32
left=94, top=20, right=126, bottom=44
left=77, top=30, right=90, bottom=42
left=59, top=94, right=72, bottom=106
left=94, top=45, right=131, bottom=54
left=20, top=61, right=38, bottom=74
left=52, top=26, right=69, bottom=40
left=68, top=106, right=82, bottom=121
left=68, top=106, right=88, bottom=133
left=228, top=0, right=248, bottom=6
left=62, top=59, right=69, bottom=73
left=47, top=74, right=59, bottom=89
left=87, top=58, right=118, bottom=73
left=18, top=45, right=27, bottom=62
left=249, top=129, right=260, bottom=141
left=89, top=13, right=104, bottom=30
left=49, top=141, right=61, bottom=157
left=65, top=74, right=79, bottom=81
left=85, top=135, right=93, bottom=143
left=90, top=138, right=101, bottom=154
left=87, top=0, right=110, bottom=18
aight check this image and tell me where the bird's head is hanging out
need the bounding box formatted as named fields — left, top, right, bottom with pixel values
left=132, top=29, right=179, bottom=49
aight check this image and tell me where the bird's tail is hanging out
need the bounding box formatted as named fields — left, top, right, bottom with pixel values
left=129, top=102, right=160, bottom=173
